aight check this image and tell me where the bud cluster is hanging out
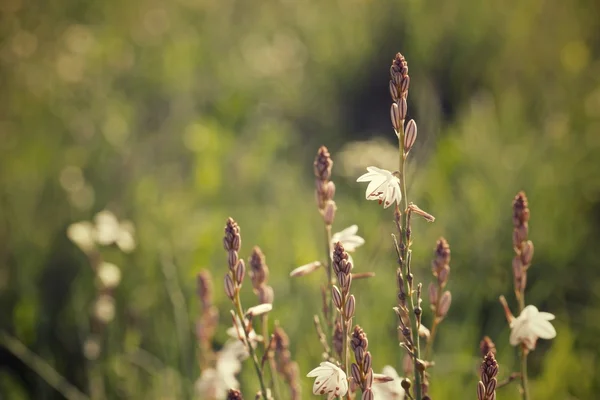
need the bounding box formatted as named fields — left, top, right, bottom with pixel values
left=223, top=218, right=246, bottom=301
left=314, top=146, right=337, bottom=225
left=512, top=191, right=534, bottom=297
left=389, top=53, right=417, bottom=154
left=479, top=336, right=497, bottom=359
left=429, top=238, right=452, bottom=320
left=249, top=246, right=274, bottom=305
left=476, top=352, right=499, bottom=400
left=350, top=325, right=374, bottom=400
left=273, top=327, right=301, bottom=400
left=331, top=242, right=355, bottom=321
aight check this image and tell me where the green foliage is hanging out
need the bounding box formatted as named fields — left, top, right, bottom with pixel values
left=1, top=0, right=599, bottom=398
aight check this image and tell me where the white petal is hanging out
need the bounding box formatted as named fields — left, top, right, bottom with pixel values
left=365, top=176, right=387, bottom=199
left=531, top=319, right=556, bottom=340
left=521, top=305, right=539, bottom=319
left=356, top=171, right=381, bottom=182
left=509, top=319, right=527, bottom=346
left=246, top=303, right=272, bottom=317
left=307, top=362, right=337, bottom=377
left=537, top=312, right=555, bottom=321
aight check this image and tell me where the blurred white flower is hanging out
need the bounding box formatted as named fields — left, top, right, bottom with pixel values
left=94, top=295, right=115, bottom=323
left=94, top=210, right=136, bottom=252
left=195, top=340, right=247, bottom=400
left=356, top=167, right=401, bottom=208
left=245, top=303, right=272, bottom=317
left=307, top=361, right=348, bottom=400
left=510, top=305, right=556, bottom=350
left=97, top=261, right=122, bottom=289
left=371, top=366, right=405, bottom=400
left=290, top=261, right=322, bottom=277
left=67, top=221, right=96, bottom=252
left=331, top=225, right=365, bottom=252
left=226, top=315, right=262, bottom=348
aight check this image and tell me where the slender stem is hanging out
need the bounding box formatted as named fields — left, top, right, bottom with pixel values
left=520, top=349, right=530, bottom=400
left=234, top=295, right=269, bottom=399
left=398, top=122, right=422, bottom=400
left=324, top=224, right=334, bottom=332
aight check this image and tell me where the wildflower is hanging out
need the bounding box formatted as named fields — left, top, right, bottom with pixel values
left=226, top=315, right=262, bottom=348
left=94, top=210, right=136, bottom=252
left=331, top=225, right=365, bottom=252
left=67, top=221, right=95, bottom=252
left=356, top=167, right=401, bottom=208
left=97, top=261, right=121, bottom=289
left=509, top=305, right=556, bottom=350
left=306, top=361, right=348, bottom=400
left=371, top=366, right=406, bottom=400
left=195, top=340, right=247, bottom=400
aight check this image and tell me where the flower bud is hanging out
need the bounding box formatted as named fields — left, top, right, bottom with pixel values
left=400, top=75, right=410, bottom=94
left=325, top=181, right=336, bottom=201
left=437, top=265, right=450, bottom=287
left=224, top=274, right=235, bottom=300
left=323, top=200, right=337, bottom=226
left=477, top=381, right=486, bottom=400
left=228, top=251, right=238, bottom=271
left=332, top=286, right=343, bottom=309
left=437, top=291, right=452, bottom=318
left=428, top=282, right=438, bottom=306
left=364, top=368, right=373, bottom=387
left=404, top=119, right=417, bottom=153
left=344, top=295, right=356, bottom=319
left=361, top=389, right=373, bottom=400
left=257, top=285, right=274, bottom=304
left=235, top=260, right=246, bottom=285
left=245, top=303, right=272, bottom=317
left=362, top=351, right=372, bottom=372
left=391, top=103, right=402, bottom=132
left=521, top=240, right=534, bottom=265
left=389, top=80, right=399, bottom=101
left=351, top=363, right=361, bottom=386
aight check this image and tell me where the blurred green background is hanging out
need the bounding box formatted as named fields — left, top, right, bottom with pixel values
left=1, top=0, right=599, bottom=398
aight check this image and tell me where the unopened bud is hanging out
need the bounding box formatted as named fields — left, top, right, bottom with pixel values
left=391, top=103, right=402, bottom=132
left=290, top=261, right=322, bottom=277
left=361, top=389, right=373, bottom=400
left=245, top=303, right=272, bottom=317
left=235, top=260, right=246, bottom=285
left=228, top=251, right=238, bottom=271
left=351, top=363, right=361, bottom=387
left=389, top=80, right=399, bottom=101
left=258, top=285, right=274, bottom=304
left=363, top=351, right=372, bottom=372
left=477, top=381, right=486, bottom=400
left=400, top=75, right=410, bottom=93
left=364, top=368, right=373, bottom=388
left=325, top=181, right=336, bottom=201
left=224, top=274, right=235, bottom=300
left=404, top=119, right=417, bottom=153
left=521, top=240, right=534, bottom=265
left=401, top=378, right=412, bottom=391
left=323, top=200, right=337, bottom=226
left=344, top=295, right=356, bottom=319
left=332, top=286, right=343, bottom=309
left=437, top=265, right=450, bottom=287
left=437, top=291, right=452, bottom=318
left=428, top=282, right=438, bottom=306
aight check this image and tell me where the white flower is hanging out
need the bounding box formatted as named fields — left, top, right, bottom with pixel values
left=356, top=167, right=402, bottom=208
left=371, top=366, right=405, bottom=400
left=307, top=361, right=348, bottom=400
left=226, top=316, right=262, bottom=348
left=97, top=261, right=122, bottom=288
left=67, top=221, right=96, bottom=252
left=94, top=210, right=136, bottom=252
left=290, top=261, right=322, bottom=277
left=195, top=340, right=247, bottom=400
left=331, top=225, right=365, bottom=252
left=509, top=305, right=556, bottom=350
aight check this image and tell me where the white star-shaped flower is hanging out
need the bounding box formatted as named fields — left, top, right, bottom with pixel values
left=307, top=361, right=348, bottom=400
left=331, top=225, right=365, bottom=252
left=510, top=305, right=556, bottom=350
left=356, top=167, right=402, bottom=208
left=371, top=366, right=406, bottom=400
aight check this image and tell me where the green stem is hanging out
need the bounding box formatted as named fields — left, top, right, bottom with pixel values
left=234, top=295, right=269, bottom=399
left=520, top=349, right=530, bottom=400
left=398, top=122, right=422, bottom=400
left=324, top=224, right=334, bottom=332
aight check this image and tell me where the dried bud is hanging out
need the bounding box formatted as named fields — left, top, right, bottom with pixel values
left=404, top=119, right=417, bottom=153
left=224, top=274, right=235, bottom=300
left=408, top=203, right=435, bottom=222
left=344, top=295, right=356, bottom=319
left=332, top=286, right=343, bottom=309
left=290, top=261, right=322, bottom=277
left=437, top=291, right=452, bottom=318
left=235, top=260, right=246, bottom=285
left=323, top=200, right=337, bottom=226
left=521, top=240, right=534, bottom=265
left=314, top=146, right=333, bottom=181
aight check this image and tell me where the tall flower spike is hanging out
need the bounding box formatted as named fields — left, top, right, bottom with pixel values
left=477, top=352, right=498, bottom=400
left=273, top=326, right=301, bottom=400
left=350, top=325, right=375, bottom=397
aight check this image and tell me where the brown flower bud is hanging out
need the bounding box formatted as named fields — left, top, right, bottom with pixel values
left=391, top=103, right=402, bottom=132
left=314, top=146, right=333, bottom=181
left=521, top=240, right=534, bottom=265
left=363, top=351, right=372, bottom=372
left=351, top=363, right=361, bottom=387
left=258, top=285, right=274, bottom=304
left=428, top=282, right=438, bottom=307
left=323, top=200, right=337, bottom=226
left=332, top=286, right=343, bottom=309
left=389, top=80, right=399, bottom=101
left=224, top=274, right=235, bottom=300
left=404, top=119, right=417, bottom=153
left=437, top=291, right=452, bottom=318
left=361, top=389, right=373, bottom=400
left=344, top=295, right=356, bottom=319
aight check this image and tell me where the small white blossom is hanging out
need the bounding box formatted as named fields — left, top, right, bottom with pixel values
left=245, top=303, right=272, bottom=317
left=356, top=167, right=402, bottom=208
left=97, top=261, right=122, bottom=289
left=371, top=366, right=406, bottom=400
left=195, top=340, right=247, bottom=399
left=94, top=210, right=136, bottom=252
left=510, top=305, right=556, bottom=350
left=331, top=225, right=365, bottom=252
left=307, top=361, right=348, bottom=400
left=226, top=315, right=262, bottom=348
left=67, top=221, right=96, bottom=252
